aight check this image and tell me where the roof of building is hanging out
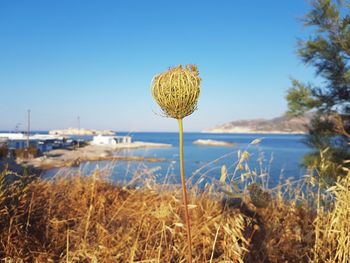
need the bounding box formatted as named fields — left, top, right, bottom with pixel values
left=0, top=133, right=64, bottom=141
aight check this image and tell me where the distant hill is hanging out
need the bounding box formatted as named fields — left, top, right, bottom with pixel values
left=49, top=128, right=114, bottom=136
left=203, top=114, right=312, bottom=134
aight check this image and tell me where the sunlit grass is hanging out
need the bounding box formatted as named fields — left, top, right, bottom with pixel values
left=0, top=146, right=349, bottom=262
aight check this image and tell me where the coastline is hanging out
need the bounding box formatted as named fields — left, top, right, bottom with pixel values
left=18, top=142, right=171, bottom=170
left=193, top=139, right=237, bottom=146
left=201, top=129, right=307, bottom=135
left=110, top=141, right=172, bottom=149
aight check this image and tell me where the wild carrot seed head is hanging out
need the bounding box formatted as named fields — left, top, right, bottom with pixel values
left=151, top=65, right=201, bottom=119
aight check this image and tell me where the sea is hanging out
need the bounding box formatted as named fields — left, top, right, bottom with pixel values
left=43, top=132, right=312, bottom=188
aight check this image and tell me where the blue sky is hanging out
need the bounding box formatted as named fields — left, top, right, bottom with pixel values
left=0, top=0, right=316, bottom=132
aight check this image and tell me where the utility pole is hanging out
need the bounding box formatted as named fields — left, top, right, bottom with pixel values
left=77, top=116, right=80, bottom=148
left=14, top=123, right=21, bottom=133
left=27, top=109, right=31, bottom=149
left=78, top=116, right=80, bottom=132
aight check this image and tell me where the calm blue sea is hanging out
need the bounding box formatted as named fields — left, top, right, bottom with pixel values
left=44, top=132, right=312, bottom=187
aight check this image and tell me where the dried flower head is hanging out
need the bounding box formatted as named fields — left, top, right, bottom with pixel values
left=248, top=183, right=271, bottom=209
left=151, top=65, right=201, bottom=119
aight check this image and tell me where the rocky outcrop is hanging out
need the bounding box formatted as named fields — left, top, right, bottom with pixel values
left=203, top=114, right=311, bottom=134
left=49, top=128, right=115, bottom=136
left=193, top=139, right=236, bottom=146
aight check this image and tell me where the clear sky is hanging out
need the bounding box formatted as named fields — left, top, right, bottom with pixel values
left=0, top=0, right=316, bottom=132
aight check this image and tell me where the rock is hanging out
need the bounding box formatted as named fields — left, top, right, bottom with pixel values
left=193, top=139, right=236, bottom=146
left=49, top=128, right=114, bottom=136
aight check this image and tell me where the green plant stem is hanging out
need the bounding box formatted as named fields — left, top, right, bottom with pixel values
left=178, top=118, right=192, bottom=263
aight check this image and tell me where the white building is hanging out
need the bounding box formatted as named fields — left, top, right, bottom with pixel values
left=0, top=137, right=8, bottom=147
left=91, top=135, right=132, bottom=146
left=0, top=133, right=26, bottom=140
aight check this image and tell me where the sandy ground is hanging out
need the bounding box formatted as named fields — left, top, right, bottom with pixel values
left=18, top=141, right=171, bottom=170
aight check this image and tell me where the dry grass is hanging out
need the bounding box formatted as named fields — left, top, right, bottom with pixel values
left=36, top=155, right=166, bottom=170
left=0, top=164, right=349, bottom=262
left=313, top=170, right=350, bottom=263
left=0, top=173, right=250, bottom=262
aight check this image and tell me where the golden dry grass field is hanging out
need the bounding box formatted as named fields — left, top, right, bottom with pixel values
left=0, top=165, right=348, bottom=262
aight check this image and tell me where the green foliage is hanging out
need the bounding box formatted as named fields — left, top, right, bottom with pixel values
left=307, top=114, right=337, bottom=148
left=287, top=0, right=350, bottom=181
left=298, top=0, right=350, bottom=110
left=286, top=79, right=319, bottom=116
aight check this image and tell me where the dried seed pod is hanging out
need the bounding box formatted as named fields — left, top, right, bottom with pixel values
left=151, top=65, right=201, bottom=119
left=248, top=183, right=271, bottom=209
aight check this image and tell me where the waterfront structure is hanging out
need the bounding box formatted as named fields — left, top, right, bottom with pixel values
left=0, top=138, right=8, bottom=147
left=0, top=133, right=67, bottom=152
left=91, top=135, right=132, bottom=146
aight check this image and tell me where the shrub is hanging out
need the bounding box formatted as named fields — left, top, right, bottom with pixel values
left=14, top=145, right=40, bottom=159
left=0, top=145, right=8, bottom=159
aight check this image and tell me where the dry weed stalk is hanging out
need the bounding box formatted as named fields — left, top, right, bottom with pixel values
left=151, top=65, right=201, bottom=262
left=313, top=169, right=350, bottom=263
left=334, top=113, right=350, bottom=138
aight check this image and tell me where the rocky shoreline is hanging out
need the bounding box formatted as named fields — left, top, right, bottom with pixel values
left=49, top=128, right=115, bottom=136
left=193, top=139, right=237, bottom=146
left=18, top=142, right=171, bottom=170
